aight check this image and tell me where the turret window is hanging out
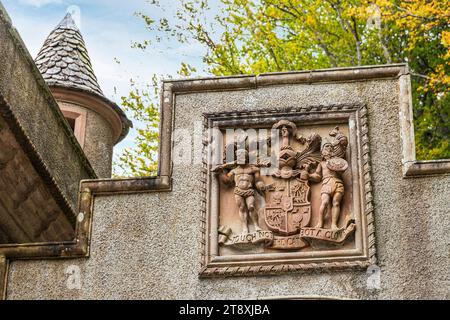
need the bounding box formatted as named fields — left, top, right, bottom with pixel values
left=61, top=107, right=87, bottom=148
left=66, top=117, right=76, bottom=132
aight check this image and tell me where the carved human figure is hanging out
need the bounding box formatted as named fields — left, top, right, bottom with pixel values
left=308, top=143, right=343, bottom=230
left=329, top=126, right=348, bottom=158
left=281, top=126, right=290, bottom=148
left=308, top=128, right=348, bottom=230
left=219, top=149, right=265, bottom=234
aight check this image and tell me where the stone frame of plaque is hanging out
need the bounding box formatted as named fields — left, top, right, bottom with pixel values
left=200, top=103, right=376, bottom=277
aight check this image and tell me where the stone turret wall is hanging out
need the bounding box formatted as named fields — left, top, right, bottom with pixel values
left=82, top=108, right=114, bottom=178
left=58, top=101, right=114, bottom=178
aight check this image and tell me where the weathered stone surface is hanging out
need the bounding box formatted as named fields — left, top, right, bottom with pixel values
left=204, top=114, right=365, bottom=273
left=0, top=116, right=75, bottom=243
left=59, top=101, right=114, bottom=178
left=7, top=74, right=450, bottom=299
left=0, top=4, right=96, bottom=214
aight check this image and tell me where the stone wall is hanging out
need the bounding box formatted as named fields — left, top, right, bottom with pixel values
left=83, top=108, right=114, bottom=178
left=6, top=69, right=450, bottom=299
left=0, top=4, right=96, bottom=213
left=59, top=101, right=114, bottom=178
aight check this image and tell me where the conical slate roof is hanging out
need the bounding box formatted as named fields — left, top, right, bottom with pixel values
left=35, top=12, right=132, bottom=143
left=35, top=13, right=103, bottom=95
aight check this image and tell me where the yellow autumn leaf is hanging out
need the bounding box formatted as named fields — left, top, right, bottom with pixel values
left=442, top=31, right=450, bottom=48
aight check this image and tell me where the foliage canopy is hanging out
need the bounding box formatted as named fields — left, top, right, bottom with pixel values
left=116, top=0, right=450, bottom=176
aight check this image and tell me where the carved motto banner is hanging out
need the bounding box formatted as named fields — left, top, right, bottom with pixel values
left=200, top=105, right=376, bottom=277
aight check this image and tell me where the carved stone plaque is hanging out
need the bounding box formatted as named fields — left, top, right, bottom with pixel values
left=200, top=105, right=376, bottom=277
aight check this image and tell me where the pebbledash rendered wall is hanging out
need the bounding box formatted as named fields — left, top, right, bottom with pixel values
left=7, top=65, right=450, bottom=299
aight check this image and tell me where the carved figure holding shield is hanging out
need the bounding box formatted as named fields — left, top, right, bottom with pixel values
left=215, top=149, right=265, bottom=234
left=309, top=127, right=349, bottom=230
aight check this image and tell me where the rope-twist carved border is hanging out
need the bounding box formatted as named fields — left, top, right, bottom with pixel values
left=199, top=116, right=209, bottom=269
left=200, top=104, right=376, bottom=277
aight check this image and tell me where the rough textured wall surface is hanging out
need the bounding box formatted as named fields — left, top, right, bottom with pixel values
left=0, top=6, right=95, bottom=211
left=83, top=108, right=114, bottom=178
left=7, top=79, right=450, bottom=299
left=59, top=101, right=114, bottom=178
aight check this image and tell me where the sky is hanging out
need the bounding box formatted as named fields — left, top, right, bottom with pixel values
left=1, top=0, right=211, bottom=174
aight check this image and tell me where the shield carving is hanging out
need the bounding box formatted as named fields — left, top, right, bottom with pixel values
left=265, top=178, right=311, bottom=235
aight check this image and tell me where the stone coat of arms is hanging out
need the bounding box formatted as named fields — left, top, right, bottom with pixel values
left=215, top=120, right=356, bottom=251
